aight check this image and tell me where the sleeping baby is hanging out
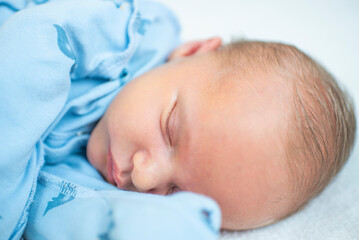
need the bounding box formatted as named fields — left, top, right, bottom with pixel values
left=0, top=0, right=356, bottom=238
left=87, top=38, right=357, bottom=230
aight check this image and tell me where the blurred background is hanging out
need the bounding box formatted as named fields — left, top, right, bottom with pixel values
left=155, top=1, right=359, bottom=239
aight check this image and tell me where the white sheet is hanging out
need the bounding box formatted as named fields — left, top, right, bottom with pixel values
left=155, top=0, right=359, bottom=239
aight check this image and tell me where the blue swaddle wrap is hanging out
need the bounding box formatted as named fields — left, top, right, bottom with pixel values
left=0, top=0, right=221, bottom=239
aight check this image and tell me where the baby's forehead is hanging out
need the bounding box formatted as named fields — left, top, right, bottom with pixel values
left=187, top=71, right=292, bottom=163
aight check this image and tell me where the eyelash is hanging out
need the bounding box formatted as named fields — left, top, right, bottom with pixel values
left=166, top=101, right=177, bottom=146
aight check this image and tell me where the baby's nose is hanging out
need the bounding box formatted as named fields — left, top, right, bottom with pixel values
left=131, top=150, right=172, bottom=195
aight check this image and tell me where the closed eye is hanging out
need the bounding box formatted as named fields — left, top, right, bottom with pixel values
left=166, top=101, right=177, bottom=146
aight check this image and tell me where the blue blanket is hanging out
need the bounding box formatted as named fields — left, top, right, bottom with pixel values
left=0, top=0, right=221, bottom=239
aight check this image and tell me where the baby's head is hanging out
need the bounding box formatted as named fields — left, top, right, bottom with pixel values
left=87, top=39, right=356, bottom=230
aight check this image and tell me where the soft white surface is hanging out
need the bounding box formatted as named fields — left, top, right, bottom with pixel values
left=155, top=0, right=359, bottom=239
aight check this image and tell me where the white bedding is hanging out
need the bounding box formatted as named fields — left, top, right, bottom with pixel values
left=156, top=0, right=359, bottom=239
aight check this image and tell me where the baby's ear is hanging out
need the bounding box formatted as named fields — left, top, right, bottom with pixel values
left=168, top=37, right=222, bottom=61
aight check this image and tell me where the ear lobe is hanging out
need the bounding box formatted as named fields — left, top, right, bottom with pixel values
left=168, top=37, right=222, bottom=61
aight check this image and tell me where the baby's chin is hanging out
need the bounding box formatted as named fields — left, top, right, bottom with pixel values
left=86, top=118, right=107, bottom=175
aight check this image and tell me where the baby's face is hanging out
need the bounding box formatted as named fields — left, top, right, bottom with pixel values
left=87, top=52, right=294, bottom=230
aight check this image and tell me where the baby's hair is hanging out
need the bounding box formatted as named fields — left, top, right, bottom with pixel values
left=217, top=40, right=356, bottom=215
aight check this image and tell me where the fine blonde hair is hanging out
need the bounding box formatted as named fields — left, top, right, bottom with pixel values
left=219, top=40, right=356, bottom=213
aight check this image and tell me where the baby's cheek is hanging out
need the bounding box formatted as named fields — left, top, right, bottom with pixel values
left=87, top=120, right=107, bottom=174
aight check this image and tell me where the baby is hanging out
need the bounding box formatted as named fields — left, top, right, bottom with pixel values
left=87, top=37, right=357, bottom=230
left=1, top=0, right=355, bottom=236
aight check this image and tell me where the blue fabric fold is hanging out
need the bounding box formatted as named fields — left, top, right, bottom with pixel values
left=0, top=0, right=221, bottom=239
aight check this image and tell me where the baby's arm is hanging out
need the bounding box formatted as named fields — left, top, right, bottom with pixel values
left=26, top=169, right=220, bottom=240
left=0, top=1, right=220, bottom=239
left=0, top=8, right=73, bottom=239
left=0, top=1, right=136, bottom=237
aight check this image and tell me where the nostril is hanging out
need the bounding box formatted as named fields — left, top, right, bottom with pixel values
left=146, top=188, right=157, bottom=194
left=145, top=188, right=167, bottom=196
left=115, top=170, right=132, bottom=189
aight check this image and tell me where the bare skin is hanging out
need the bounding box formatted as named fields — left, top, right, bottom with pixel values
left=87, top=38, right=294, bottom=230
